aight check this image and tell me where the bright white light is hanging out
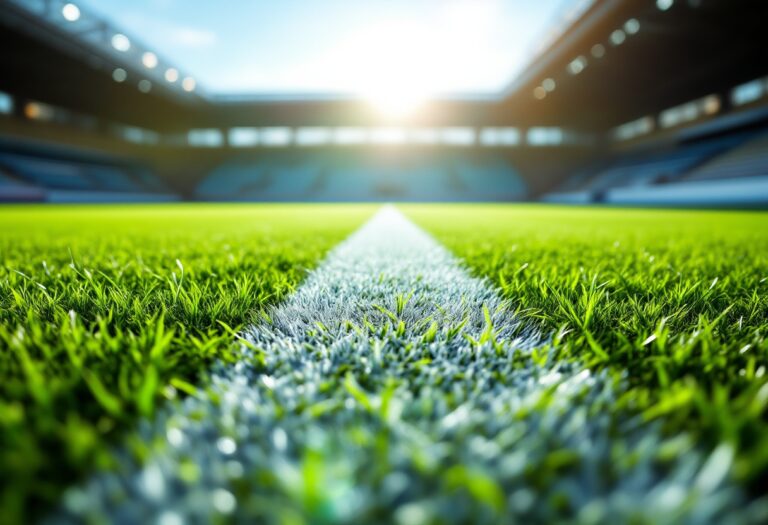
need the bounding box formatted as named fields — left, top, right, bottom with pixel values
left=527, top=127, right=563, bottom=146
left=260, top=127, right=292, bottom=146
left=188, top=129, right=224, bottom=147
left=111, top=33, right=130, bottom=52
left=142, top=52, right=158, bottom=69
left=610, top=29, right=626, bottom=46
left=324, top=10, right=504, bottom=119
left=333, top=127, right=368, bottom=145
left=138, top=80, right=152, bottom=93
left=624, top=18, right=640, bottom=35
left=407, top=128, right=438, bottom=145
left=480, top=127, right=520, bottom=146
left=657, top=0, right=674, bottom=11
left=296, top=127, right=332, bottom=146
left=367, top=92, right=426, bottom=120
left=568, top=56, right=587, bottom=75
left=62, top=3, right=80, bottom=22
left=112, top=68, right=127, bottom=82
left=370, top=127, right=406, bottom=144
left=165, top=68, right=179, bottom=83
left=228, top=127, right=259, bottom=147
left=181, top=77, right=196, bottom=92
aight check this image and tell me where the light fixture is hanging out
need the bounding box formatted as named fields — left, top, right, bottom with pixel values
left=624, top=18, right=640, bottom=35
left=181, top=77, right=196, bottom=92
left=591, top=44, right=606, bottom=58
left=568, top=56, right=588, bottom=75
left=112, top=68, right=127, bottom=82
left=165, top=68, right=179, bottom=83
left=111, top=33, right=130, bottom=52
left=657, top=0, right=674, bottom=11
left=138, top=80, right=152, bottom=93
left=542, top=78, right=556, bottom=92
left=610, top=29, right=626, bottom=46
left=62, top=3, right=80, bottom=22
left=142, top=52, right=158, bottom=69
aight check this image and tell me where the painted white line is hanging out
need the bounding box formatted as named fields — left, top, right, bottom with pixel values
left=51, top=206, right=759, bottom=524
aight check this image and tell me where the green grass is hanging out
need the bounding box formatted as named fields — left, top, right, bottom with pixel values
left=0, top=204, right=372, bottom=522
left=406, top=204, right=768, bottom=494
left=4, top=202, right=768, bottom=522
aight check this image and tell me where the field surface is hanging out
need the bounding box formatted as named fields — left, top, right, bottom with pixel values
left=407, top=205, right=768, bottom=494
left=0, top=204, right=374, bottom=521
left=1, top=203, right=767, bottom=524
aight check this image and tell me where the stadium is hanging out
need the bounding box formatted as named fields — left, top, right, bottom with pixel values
left=0, top=0, right=767, bottom=523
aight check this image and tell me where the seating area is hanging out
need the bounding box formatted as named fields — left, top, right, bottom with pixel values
left=0, top=169, right=44, bottom=202
left=0, top=149, right=178, bottom=202
left=195, top=152, right=527, bottom=202
left=683, top=133, right=768, bottom=181
left=544, top=129, right=768, bottom=206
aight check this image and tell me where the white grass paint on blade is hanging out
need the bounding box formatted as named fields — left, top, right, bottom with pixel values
left=52, top=206, right=762, bottom=525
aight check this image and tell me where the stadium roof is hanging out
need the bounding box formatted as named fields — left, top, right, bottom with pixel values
left=78, top=0, right=593, bottom=100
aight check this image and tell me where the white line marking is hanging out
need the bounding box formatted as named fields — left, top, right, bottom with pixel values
left=51, top=206, right=758, bottom=524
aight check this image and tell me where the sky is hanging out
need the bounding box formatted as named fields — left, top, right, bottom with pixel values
left=80, top=0, right=582, bottom=96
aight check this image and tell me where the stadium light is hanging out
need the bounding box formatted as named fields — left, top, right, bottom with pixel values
left=624, top=18, right=640, bottom=35
left=542, top=78, right=556, bottom=92
left=165, top=68, right=179, bottom=83
left=112, top=68, right=127, bottom=82
left=591, top=44, right=606, bottom=58
left=0, top=91, right=12, bottom=115
left=182, top=77, right=196, bottom=92
left=610, top=29, right=626, bottom=46
left=656, top=0, right=674, bottom=11
left=111, top=34, right=131, bottom=52
left=61, top=3, right=80, bottom=22
left=142, top=52, right=158, bottom=69
left=568, top=56, right=587, bottom=75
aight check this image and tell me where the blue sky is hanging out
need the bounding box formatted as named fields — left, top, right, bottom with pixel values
left=81, top=0, right=582, bottom=95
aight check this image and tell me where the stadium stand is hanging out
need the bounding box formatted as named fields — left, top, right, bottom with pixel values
left=683, top=132, right=768, bottom=181
left=544, top=127, right=768, bottom=207
left=0, top=167, right=44, bottom=202
left=0, top=147, right=179, bottom=203
left=195, top=153, right=527, bottom=202
left=1, top=0, right=767, bottom=206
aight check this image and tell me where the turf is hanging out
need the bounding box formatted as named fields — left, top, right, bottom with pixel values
left=3, top=203, right=768, bottom=523
left=58, top=206, right=756, bottom=524
left=0, top=203, right=373, bottom=522
left=405, top=204, right=768, bottom=495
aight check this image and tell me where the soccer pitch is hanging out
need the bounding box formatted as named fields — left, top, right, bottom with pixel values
left=1, top=204, right=767, bottom=523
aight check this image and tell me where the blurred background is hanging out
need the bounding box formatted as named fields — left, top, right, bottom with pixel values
left=0, top=0, right=767, bottom=206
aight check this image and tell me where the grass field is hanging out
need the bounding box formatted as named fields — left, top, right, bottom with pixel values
left=407, top=204, right=768, bottom=494
left=1, top=203, right=767, bottom=523
left=0, top=204, right=373, bottom=521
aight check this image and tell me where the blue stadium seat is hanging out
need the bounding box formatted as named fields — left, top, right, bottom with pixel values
left=0, top=153, right=94, bottom=190
left=197, top=153, right=528, bottom=202
left=683, top=133, right=768, bottom=181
